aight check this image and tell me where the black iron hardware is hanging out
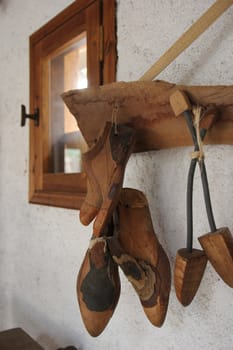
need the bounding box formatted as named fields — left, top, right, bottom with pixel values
left=21, top=105, right=39, bottom=127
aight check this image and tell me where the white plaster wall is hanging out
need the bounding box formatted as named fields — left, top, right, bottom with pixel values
left=0, top=1, right=232, bottom=349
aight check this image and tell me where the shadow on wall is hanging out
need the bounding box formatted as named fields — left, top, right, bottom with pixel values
left=10, top=296, right=83, bottom=350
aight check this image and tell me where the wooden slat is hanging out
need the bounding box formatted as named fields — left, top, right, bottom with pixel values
left=102, top=0, right=116, bottom=84
left=30, top=190, right=86, bottom=210
left=41, top=12, right=86, bottom=58
left=86, top=0, right=101, bottom=86
left=30, top=0, right=96, bottom=44
left=29, top=41, right=43, bottom=201
left=139, top=0, right=233, bottom=81
left=43, top=172, right=87, bottom=192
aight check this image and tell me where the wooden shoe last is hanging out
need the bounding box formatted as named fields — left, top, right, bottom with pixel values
left=77, top=236, right=120, bottom=337
left=174, top=248, right=207, bottom=306
left=110, top=188, right=171, bottom=327
left=80, top=122, right=135, bottom=236
left=199, top=227, right=233, bottom=287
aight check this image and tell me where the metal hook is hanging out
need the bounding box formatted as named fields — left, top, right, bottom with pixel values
left=21, top=105, right=39, bottom=127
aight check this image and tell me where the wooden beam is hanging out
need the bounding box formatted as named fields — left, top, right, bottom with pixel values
left=62, top=80, right=233, bottom=152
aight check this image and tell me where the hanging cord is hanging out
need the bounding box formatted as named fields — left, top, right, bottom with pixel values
left=88, top=236, right=107, bottom=252
left=192, top=107, right=217, bottom=233
left=186, top=106, right=217, bottom=251
left=193, top=107, right=216, bottom=232
left=186, top=126, right=206, bottom=252
left=192, top=106, right=205, bottom=161
left=111, top=103, right=119, bottom=135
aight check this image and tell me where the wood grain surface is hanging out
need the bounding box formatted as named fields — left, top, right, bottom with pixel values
left=62, top=80, right=233, bottom=152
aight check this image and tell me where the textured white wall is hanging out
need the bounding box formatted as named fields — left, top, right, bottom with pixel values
left=0, top=1, right=232, bottom=349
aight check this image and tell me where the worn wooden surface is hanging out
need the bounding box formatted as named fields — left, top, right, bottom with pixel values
left=199, top=227, right=233, bottom=288
left=80, top=122, right=136, bottom=236
left=62, top=80, right=233, bottom=152
left=174, top=248, right=208, bottom=306
left=0, top=328, right=44, bottom=350
left=77, top=238, right=120, bottom=337
left=116, top=188, right=171, bottom=327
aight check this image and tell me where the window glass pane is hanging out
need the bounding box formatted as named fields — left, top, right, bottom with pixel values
left=49, top=32, right=88, bottom=173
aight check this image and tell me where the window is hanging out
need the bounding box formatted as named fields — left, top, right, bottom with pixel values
left=29, top=0, right=116, bottom=209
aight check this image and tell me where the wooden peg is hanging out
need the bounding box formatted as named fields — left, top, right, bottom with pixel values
left=199, top=227, right=233, bottom=288
left=169, top=90, right=192, bottom=116
left=174, top=248, right=208, bottom=306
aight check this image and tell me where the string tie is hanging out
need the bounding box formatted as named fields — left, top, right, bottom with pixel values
left=191, top=105, right=205, bottom=161
left=88, top=236, right=107, bottom=252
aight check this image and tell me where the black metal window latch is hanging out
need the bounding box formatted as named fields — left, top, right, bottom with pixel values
left=21, top=105, right=39, bottom=127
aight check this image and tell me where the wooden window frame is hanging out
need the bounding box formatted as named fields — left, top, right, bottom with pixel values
left=29, top=0, right=116, bottom=209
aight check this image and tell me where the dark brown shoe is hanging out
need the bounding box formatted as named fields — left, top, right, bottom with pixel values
left=77, top=233, right=120, bottom=337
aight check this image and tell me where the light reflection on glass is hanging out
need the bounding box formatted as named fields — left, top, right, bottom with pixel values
left=49, top=32, right=88, bottom=173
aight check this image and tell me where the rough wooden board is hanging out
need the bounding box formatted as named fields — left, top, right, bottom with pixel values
left=62, top=80, right=233, bottom=152
left=0, top=328, right=44, bottom=350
